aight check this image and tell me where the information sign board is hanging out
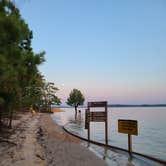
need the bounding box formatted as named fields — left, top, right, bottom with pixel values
left=118, top=120, right=138, bottom=135
left=88, top=101, right=107, bottom=107
left=89, top=111, right=106, bottom=122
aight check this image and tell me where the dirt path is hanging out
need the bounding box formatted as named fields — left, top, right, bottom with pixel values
left=0, top=113, right=108, bottom=166
left=0, top=113, right=45, bottom=166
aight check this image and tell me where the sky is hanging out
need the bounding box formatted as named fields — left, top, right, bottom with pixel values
left=16, top=0, right=166, bottom=104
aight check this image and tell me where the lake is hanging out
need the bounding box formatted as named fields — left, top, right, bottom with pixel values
left=51, top=107, right=166, bottom=163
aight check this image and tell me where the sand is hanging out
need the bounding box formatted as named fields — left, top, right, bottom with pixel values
left=51, top=107, right=64, bottom=113
left=0, top=113, right=107, bottom=166
left=0, top=113, right=45, bottom=166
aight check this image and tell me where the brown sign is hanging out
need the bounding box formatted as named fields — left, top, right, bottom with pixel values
left=90, top=116, right=106, bottom=122
left=89, top=111, right=106, bottom=122
left=88, top=101, right=107, bottom=107
left=89, top=111, right=106, bottom=117
left=85, top=101, right=108, bottom=145
left=118, top=119, right=138, bottom=135
left=85, top=111, right=107, bottom=127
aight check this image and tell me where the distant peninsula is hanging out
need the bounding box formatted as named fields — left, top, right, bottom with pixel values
left=53, top=104, right=166, bottom=108
left=108, top=104, right=166, bottom=107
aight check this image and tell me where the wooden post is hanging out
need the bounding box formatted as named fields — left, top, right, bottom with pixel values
left=87, top=108, right=90, bottom=141
left=88, top=120, right=90, bottom=141
left=105, top=104, right=108, bottom=145
left=128, top=134, right=132, bottom=156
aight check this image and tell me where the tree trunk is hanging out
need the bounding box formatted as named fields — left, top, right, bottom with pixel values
left=18, top=86, right=23, bottom=112
left=74, top=105, right=77, bottom=119
left=49, top=103, right=52, bottom=113
left=0, top=106, right=2, bottom=125
left=8, top=110, right=13, bottom=128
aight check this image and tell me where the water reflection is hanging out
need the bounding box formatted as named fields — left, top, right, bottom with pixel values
left=51, top=107, right=166, bottom=163
left=103, top=147, right=108, bottom=160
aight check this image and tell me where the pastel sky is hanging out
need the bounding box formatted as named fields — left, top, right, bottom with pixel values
left=16, top=0, right=166, bottom=104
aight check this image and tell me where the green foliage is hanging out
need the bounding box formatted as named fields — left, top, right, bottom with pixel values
left=0, top=0, right=61, bottom=127
left=67, top=89, right=85, bottom=111
left=0, top=0, right=29, bottom=122
left=41, top=82, right=61, bottom=112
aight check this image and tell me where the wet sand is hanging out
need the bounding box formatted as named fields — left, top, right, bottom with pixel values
left=38, top=113, right=108, bottom=166
left=0, top=113, right=107, bottom=166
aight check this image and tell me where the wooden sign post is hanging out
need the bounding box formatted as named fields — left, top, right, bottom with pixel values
left=85, top=101, right=108, bottom=145
left=85, top=109, right=90, bottom=140
left=118, top=119, right=138, bottom=156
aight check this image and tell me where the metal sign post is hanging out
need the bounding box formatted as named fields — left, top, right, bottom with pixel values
left=85, top=101, right=108, bottom=145
left=118, top=119, right=138, bottom=156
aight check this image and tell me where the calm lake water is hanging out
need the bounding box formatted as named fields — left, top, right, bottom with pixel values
left=51, top=107, right=166, bottom=162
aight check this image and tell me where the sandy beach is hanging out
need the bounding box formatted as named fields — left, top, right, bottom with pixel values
left=0, top=112, right=107, bottom=166
left=51, top=107, right=65, bottom=113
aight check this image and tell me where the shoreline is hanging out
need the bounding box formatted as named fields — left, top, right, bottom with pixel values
left=0, top=111, right=165, bottom=166
left=38, top=113, right=108, bottom=166
left=52, top=108, right=166, bottom=166
left=0, top=112, right=107, bottom=166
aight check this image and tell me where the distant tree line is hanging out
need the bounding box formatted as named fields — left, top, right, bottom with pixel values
left=0, top=0, right=61, bottom=128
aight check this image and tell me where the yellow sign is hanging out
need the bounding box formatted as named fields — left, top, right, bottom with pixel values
left=118, top=119, right=138, bottom=135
